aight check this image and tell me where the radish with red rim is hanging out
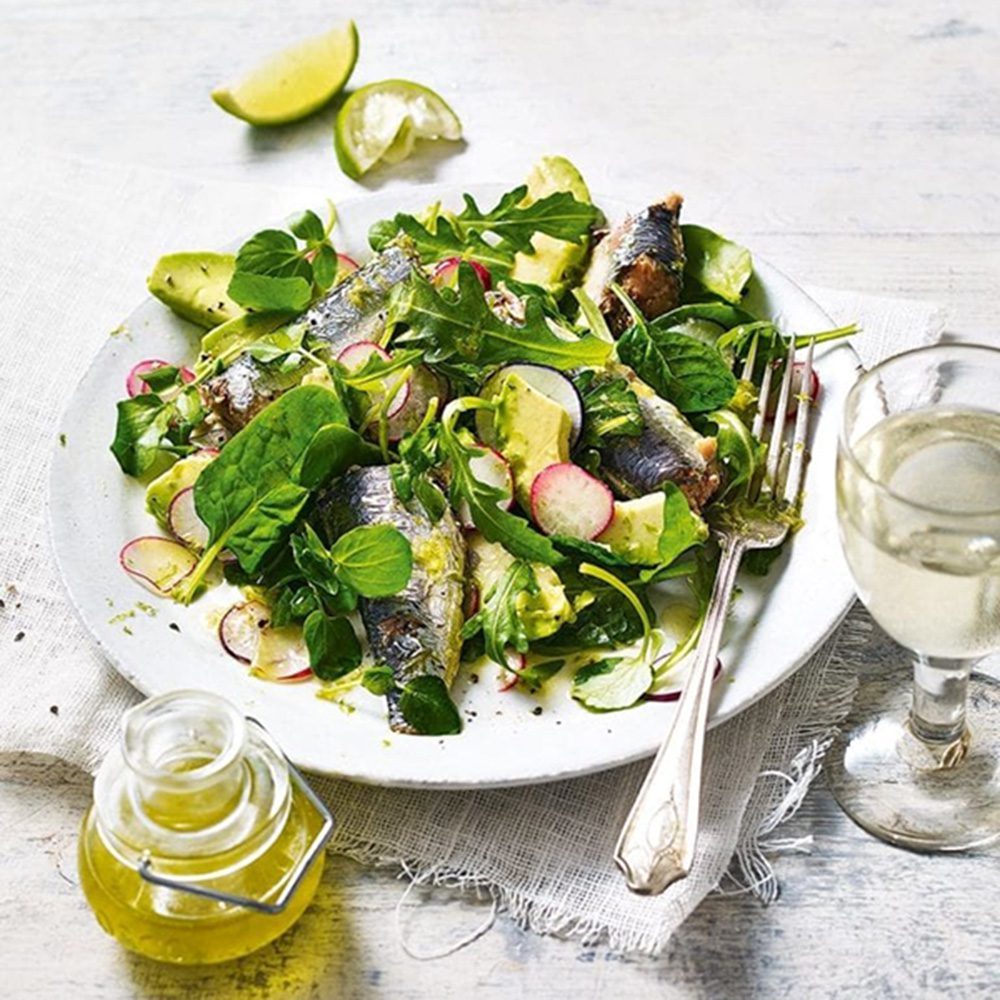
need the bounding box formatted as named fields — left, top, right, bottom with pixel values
left=475, top=364, right=583, bottom=448
left=219, top=600, right=271, bottom=664
left=120, top=536, right=198, bottom=596
left=767, top=361, right=820, bottom=420
left=643, top=659, right=723, bottom=702
left=385, top=366, right=449, bottom=443
left=337, top=252, right=360, bottom=276
left=497, top=649, right=526, bottom=692
left=167, top=487, right=210, bottom=550
left=336, top=341, right=410, bottom=418
left=432, top=257, right=491, bottom=291
left=530, top=463, right=614, bottom=539
left=251, top=623, right=314, bottom=682
left=126, top=359, right=195, bottom=398
left=457, top=444, right=514, bottom=529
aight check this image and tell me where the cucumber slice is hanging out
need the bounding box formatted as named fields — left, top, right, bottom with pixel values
left=334, top=80, right=462, bottom=179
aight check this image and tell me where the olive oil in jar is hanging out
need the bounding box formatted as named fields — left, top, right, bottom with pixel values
left=78, top=690, right=331, bottom=964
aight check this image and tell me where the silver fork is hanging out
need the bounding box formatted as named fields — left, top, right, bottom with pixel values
left=613, top=336, right=817, bottom=895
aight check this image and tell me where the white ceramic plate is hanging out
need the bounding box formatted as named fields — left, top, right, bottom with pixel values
left=49, top=184, right=857, bottom=789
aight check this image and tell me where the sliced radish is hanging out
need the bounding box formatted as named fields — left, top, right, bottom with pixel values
left=219, top=600, right=271, bottom=664
left=167, top=487, right=210, bottom=550
left=644, top=659, right=723, bottom=702
left=530, top=463, right=615, bottom=539
left=251, top=624, right=313, bottom=682
left=336, top=341, right=410, bottom=418
left=337, top=252, right=360, bottom=275
left=476, top=364, right=584, bottom=448
left=497, top=649, right=526, bottom=692
left=432, top=257, right=492, bottom=291
left=126, top=359, right=195, bottom=398
left=457, top=445, right=514, bottom=529
left=120, top=537, right=198, bottom=596
left=385, top=366, right=449, bottom=443
left=768, top=361, right=821, bottom=420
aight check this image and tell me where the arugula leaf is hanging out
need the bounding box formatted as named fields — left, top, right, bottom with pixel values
left=573, top=370, right=643, bottom=448
left=571, top=656, right=651, bottom=712
left=680, top=225, right=753, bottom=304
left=372, top=214, right=514, bottom=272
left=440, top=401, right=563, bottom=566
left=331, top=525, right=413, bottom=597
left=398, top=675, right=462, bottom=735
left=176, top=386, right=349, bottom=602
left=304, top=611, right=362, bottom=681
left=617, top=320, right=737, bottom=413
left=457, top=186, right=599, bottom=253
left=461, top=560, right=537, bottom=665
left=392, top=265, right=611, bottom=371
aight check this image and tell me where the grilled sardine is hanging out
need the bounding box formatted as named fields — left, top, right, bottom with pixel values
left=202, top=354, right=306, bottom=434
left=583, top=194, right=686, bottom=336
left=313, top=466, right=466, bottom=732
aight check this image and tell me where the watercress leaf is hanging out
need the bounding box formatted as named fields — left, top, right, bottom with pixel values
left=398, top=675, right=462, bottom=735
left=138, top=365, right=180, bottom=392
left=331, top=525, right=413, bottom=597
left=181, top=386, right=349, bottom=600
left=680, top=224, right=753, bottom=304
left=361, top=664, right=396, bottom=696
left=291, top=523, right=342, bottom=597
left=458, top=187, right=599, bottom=253
left=657, top=482, right=709, bottom=565
left=109, top=395, right=175, bottom=476
left=304, top=611, right=362, bottom=681
left=368, top=218, right=400, bottom=251
left=227, top=272, right=313, bottom=314
left=391, top=265, right=611, bottom=372
left=573, top=370, right=643, bottom=447
left=298, top=423, right=382, bottom=491
left=235, top=229, right=312, bottom=281
left=288, top=209, right=326, bottom=244
left=571, top=655, right=652, bottom=711
left=312, top=244, right=338, bottom=291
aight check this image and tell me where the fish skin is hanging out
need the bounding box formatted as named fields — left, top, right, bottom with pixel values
left=597, top=368, right=720, bottom=511
left=202, top=354, right=305, bottom=433
left=583, top=194, right=686, bottom=336
left=313, top=466, right=466, bottom=732
left=302, top=242, right=418, bottom=356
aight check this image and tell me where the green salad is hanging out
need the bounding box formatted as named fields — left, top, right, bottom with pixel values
left=112, top=156, right=855, bottom=735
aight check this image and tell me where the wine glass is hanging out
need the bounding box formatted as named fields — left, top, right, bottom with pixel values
left=827, top=343, right=1000, bottom=850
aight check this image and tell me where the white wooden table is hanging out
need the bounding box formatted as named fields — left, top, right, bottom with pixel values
left=2, top=1, right=999, bottom=996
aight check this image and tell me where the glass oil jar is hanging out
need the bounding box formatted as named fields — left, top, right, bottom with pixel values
left=78, top=690, right=332, bottom=964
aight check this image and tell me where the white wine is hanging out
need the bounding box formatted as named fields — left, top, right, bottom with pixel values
left=838, top=407, right=1000, bottom=659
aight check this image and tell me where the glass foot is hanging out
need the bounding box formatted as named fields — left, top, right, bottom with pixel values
left=826, top=667, right=1000, bottom=851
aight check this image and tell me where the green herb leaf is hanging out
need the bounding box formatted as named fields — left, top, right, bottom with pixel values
left=657, top=482, right=709, bottom=566
left=291, top=523, right=342, bottom=597
left=708, top=408, right=761, bottom=500
left=331, top=525, right=413, bottom=597
left=137, top=365, right=180, bottom=392
left=462, top=560, right=537, bottom=665
left=298, top=423, right=383, bottom=491
left=110, top=395, right=175, bottom=476
left=288, top=209, right=326, bottom=244
left=392, top=265, right=611, bottom=372
left=235, top=229, right=313, bottom=281
left=303, top=611, right=362, bottom=681
left=573, top=370, right=643, bottom=447
left=515, top=658, right=565, bottom=693
left=378, top=214, right=514, bottom=272
left=680, top=225, right=753, bottom=304
left=398, top=675, right=462, bottom=735
left=227, top=272, right=313, bottom=313
left=361, top=664, right=396, bottom=696
left=571, top=655, right=652, bottom=711
left=312, top=244, right=338, bottom=291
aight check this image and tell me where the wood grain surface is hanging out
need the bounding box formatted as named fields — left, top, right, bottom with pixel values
left=2, top=0, right=999, bottom=996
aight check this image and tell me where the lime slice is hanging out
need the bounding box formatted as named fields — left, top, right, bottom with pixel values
left=523, top=155, right=591, bottom=204
left=334, top=80, right=462, bottom=179
left=212, top=21, right=359, bottom=126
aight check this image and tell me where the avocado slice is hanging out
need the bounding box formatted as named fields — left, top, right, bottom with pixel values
left=145, top=450, right=217, bottom=527
left=596, top=492, right=666, bottom=565
left=148, top=252, right=242, bottom=329
left=494, top=373, right=571, bottom=509
left=468, top=533, right=572, bottom=641
left=510, top=156, right=594, bottom=294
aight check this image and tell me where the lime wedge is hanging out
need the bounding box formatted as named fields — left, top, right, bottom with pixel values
left=212, top=21, right=359, bottom=126
left=523, top=155, right=591, bottom=204
left=334, top=80, right=462, bottom=179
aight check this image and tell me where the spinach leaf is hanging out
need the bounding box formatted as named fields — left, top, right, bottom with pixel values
left=298, top=423, right=382, bottom=490
left=391, top=265, right=611, bottom=372
left=680, top=224, right=753, bottom=304
left=571, top=655, right=651, bottom=711
left=573, top=370, right=643, bottom=448
left=176, top=385, right=349, bottom=602
left=399, top=675, right=462, bottom=735
left=655, top=302, right=758, bottom=329
left=617, top=321, right=737, bottom=413
left=461, top=560, right=537, bottom=665
left=657, top=482, right=709, bottom=566
left=331, top=525, right=413, bottom=597
left=303, top=611, right=362, bottom=681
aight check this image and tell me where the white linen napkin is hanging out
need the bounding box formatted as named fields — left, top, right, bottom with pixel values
left=0, top=146, right=944, bottom=955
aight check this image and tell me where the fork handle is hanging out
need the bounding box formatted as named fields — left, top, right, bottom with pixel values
left=614, top=535, right=746, bottom=895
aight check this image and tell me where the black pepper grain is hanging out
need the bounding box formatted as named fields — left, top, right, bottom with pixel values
left=532, top=706, right=543, bottom=716
left=49, top=705, right=59, bottom=716
left=169, top=622, right=181, bottom=633
left=13, top=631, right=25, bottom=642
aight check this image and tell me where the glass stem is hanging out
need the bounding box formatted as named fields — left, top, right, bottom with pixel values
left=910, top=656, right=973, bottom=745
